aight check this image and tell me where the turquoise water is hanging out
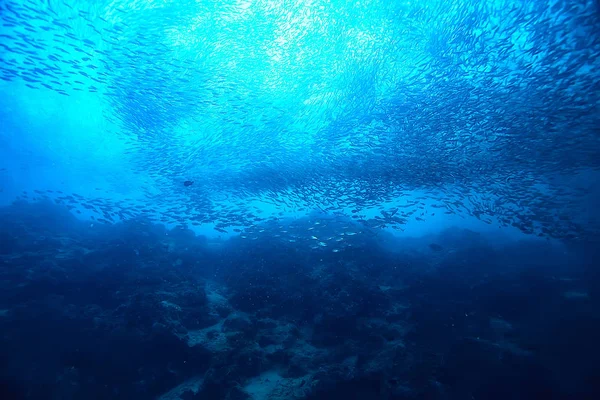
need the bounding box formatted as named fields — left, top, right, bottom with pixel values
left=0, top=0, right=599, bottom=399
left=1, top=0, right=598, bottom=240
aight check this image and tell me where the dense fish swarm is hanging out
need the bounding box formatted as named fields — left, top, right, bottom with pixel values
left=1, top=0, right=599, bottom=241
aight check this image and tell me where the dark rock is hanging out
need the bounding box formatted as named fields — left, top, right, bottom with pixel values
left=222, top=314, right=257, bottom=338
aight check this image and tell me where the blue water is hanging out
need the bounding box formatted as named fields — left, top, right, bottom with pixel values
left=1, top=0, right=599, bottom=399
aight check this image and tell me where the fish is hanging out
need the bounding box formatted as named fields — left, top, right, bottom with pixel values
left=0, top=0, right=597, bottom=242
left=429, top=243, right=444, bottom=252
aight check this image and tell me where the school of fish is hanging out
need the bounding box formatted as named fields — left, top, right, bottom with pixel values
left=1, top=0, right=599, bottom=243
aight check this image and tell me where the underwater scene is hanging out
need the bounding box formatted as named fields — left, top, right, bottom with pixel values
left=1, top=0, right=599, bottom=399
